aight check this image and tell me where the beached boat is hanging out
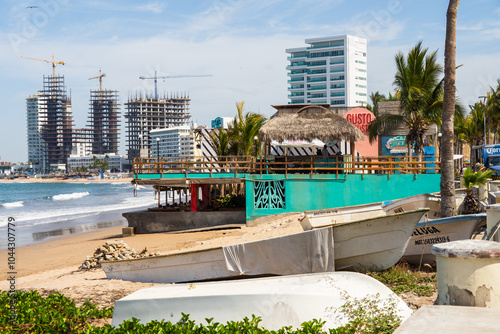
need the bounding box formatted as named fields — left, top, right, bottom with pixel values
left=111, top=272, right=413, bottom=329
left=101, top=209, right=427, bottom=283
left=403, top=213, right=486, bottom=265
left=382, top=192, right=465, bottom=220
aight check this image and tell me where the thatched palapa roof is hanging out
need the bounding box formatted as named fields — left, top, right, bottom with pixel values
left=259, top=105, right=364, bottom=143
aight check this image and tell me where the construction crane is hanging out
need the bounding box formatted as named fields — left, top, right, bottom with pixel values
left=139, top=71, right=212, bottom=100
left=89, top=69, right=106, bottom=91
left=19, top=54, right=65, bottom=77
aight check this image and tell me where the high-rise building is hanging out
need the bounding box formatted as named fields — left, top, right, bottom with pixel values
left=286, top=35, right=367, bottom=107
left=26, top=76, right=73, bottom=171
left=26, top=93, right=46, bottom=166
left=125, top=94, right=191, bottom=160
left=87, top=87, right=120, bottom=155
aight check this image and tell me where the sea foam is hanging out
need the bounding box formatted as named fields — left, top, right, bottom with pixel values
left=1, top=201, right=24, bottom=208
left=52, top=192, right=90, bottom=201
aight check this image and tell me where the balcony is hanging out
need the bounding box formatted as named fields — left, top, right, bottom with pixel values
left=307, top=77, right=327, bottom=83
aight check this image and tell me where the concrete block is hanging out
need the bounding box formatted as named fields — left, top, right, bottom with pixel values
left=122, top=227, right=135, bottom=237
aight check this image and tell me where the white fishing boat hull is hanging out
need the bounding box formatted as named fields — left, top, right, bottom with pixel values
left=102, top=209, right=426, bottom=283
left=301, top=201, right=386, bottom=229
left=382, top=193, right=465, bottom=220
left=111, top=272, right=413, bottom=330
left=403, top=214, right=486, bottom=265
left=301, top=209, right=428, bottom=270
left=102, top=247, right=239, bottom=283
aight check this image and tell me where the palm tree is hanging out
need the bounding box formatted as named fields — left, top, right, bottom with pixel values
left=484, top=81, right=500, bottom=144
left=227, top=101, right=266, bottom=157
left=367, top=42, right=444, bottom=156
left=456, top=102, right=485, bottom=148
left=440, top=0, right=460, bottom=217
left=462, top=167, right=492, bottom=213
left=211, top=128, right=230, bottom=156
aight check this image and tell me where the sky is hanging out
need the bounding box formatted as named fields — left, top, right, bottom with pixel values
left=1, top=0, right=500, bottom=163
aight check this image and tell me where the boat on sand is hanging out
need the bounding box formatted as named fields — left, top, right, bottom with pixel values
left=102, top=209, right=427, bottom=283
left=111, top=272, right=413, bottom=330
left=403, top=213, right=486, bottom=265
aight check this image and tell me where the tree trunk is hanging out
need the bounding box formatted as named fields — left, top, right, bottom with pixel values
left=440, top=0, right=460, bottom=217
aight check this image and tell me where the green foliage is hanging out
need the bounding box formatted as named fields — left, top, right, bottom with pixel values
left=367, top=263, right=436, bottom=297
left=367, top=41, right=465, bottom=154
left=330, top=294, right=403, bottom=334
left=0, top=290, right=407, bottom=334
left=0, top=290, right=113, bottom=333
left=462, top=167, right=493, bottom=192
left=210, top=102, right=266, bottom=158
left=216, top=194, right=246, bottom=208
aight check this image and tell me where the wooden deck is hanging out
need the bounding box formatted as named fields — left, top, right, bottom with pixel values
left=132, top=155, right=441, bottom=181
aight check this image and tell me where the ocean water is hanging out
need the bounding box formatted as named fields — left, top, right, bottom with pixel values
left=0, top=182, right=157, bottom=249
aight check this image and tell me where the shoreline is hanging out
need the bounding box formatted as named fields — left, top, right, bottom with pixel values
left=0, top=177, right=134, bottom=184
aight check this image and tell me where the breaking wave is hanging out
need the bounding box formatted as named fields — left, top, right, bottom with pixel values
left=52, top=192, right=90, bottom=201
left=1, top=201, right=24, bottom=208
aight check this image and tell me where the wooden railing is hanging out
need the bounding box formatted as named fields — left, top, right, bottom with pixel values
left=133, top=155, right=441, bottom=179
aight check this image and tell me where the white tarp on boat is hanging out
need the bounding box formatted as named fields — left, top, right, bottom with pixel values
left=223, top=227, right=335, bottom=275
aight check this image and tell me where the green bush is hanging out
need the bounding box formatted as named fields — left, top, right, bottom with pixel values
left=367, top=263, right=436, bottom=297
left=1, top=290, right=404, bottom=333
left=0, top=290, right=113, bottom=333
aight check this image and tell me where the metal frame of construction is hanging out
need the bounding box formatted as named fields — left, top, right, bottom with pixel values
left=88, top=89, right=120, bottom=155
left=38, top=75, right=73, bottom=169
left=125, top=93, right=191, bottom=160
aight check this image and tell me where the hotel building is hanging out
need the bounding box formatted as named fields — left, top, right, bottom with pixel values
left=286, top=35, right=367, bottom=107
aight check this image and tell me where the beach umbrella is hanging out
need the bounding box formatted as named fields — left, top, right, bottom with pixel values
left=259, top=105, right=364, bottom=144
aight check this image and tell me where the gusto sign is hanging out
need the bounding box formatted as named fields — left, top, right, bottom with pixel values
left=344, top=109, right=375, bottom=134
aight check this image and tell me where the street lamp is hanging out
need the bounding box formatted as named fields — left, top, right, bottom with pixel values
left=479, top=95, right=487, bottom=145
left=156, top=137, right=160, bottom=174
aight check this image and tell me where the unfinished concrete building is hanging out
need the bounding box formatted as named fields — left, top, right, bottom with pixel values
left=88, top=89, right=120, bottom=155
left=38, top=75, right=73, bottom=168
left=125, top=93, right=191, bottom=159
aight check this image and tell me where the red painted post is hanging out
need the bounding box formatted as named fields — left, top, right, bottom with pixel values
left=190, top=184, right=198, bottom=212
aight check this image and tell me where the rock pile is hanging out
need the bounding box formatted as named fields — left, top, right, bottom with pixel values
left=79, top=240, right=160, bottom=270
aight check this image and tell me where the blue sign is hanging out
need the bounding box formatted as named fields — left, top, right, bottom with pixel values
left=483, top=145, right=500, bottom=157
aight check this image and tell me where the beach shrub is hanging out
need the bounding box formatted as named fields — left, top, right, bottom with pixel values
left=0, top=290, right=404, bottom=333
left=216, top=194, right=245, bottom=208
left=0, top=290, right=113, bottom=333
left=367, top=262, right=436, bottom=297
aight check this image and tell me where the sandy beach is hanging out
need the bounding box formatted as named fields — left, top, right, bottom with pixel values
left=0, top=212, right=436, bottom=326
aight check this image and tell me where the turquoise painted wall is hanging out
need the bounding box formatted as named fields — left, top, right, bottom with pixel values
left=245, top=174, right=441, bottom=221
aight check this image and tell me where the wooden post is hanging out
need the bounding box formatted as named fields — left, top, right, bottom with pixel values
left=190, top=184, right=198, bottom=212
left=310, top=155, right=313, bottom=178
left=201, top=184, right=209, bottom=209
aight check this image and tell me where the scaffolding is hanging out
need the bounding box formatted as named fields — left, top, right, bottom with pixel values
left=88, top=89, right=120, bottom=155
left=125, top=93, right=191, bottom=160
left=38, top=75, right=73, bottom=168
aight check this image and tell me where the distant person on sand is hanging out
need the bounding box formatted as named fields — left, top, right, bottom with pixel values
left=322, top=145, right=329, bottom=159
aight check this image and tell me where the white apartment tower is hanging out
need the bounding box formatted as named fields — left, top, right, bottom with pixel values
left=286, top=35, right=367, bottom=107
left=26, top=94, right=46, bottom=165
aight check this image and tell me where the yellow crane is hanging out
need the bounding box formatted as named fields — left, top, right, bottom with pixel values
left=139, top=70, right=212, bottom=100
left=18, top=54, right=65, bottom=77
left=89, top=69, right=106, bottom=91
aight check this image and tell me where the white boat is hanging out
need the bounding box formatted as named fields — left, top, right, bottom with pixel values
left=300, top=201, right=387, bottom=228
left=382, top=193, right=465, bottom=220
left=111, top=272, right=413, bottom=330
left=403, top=213, right=486, bottom=265
left=101, top=209, right=427, bottom=283
left=300, top=209, right=428, bottom=270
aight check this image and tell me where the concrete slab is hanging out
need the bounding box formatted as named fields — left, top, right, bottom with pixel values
left=123, top=210, right=246, bottom=233
left=395, top=305, right=500, bottom=334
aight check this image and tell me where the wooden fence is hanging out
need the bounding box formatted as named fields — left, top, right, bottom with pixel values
left=133, top=155, right=441, bottom=179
